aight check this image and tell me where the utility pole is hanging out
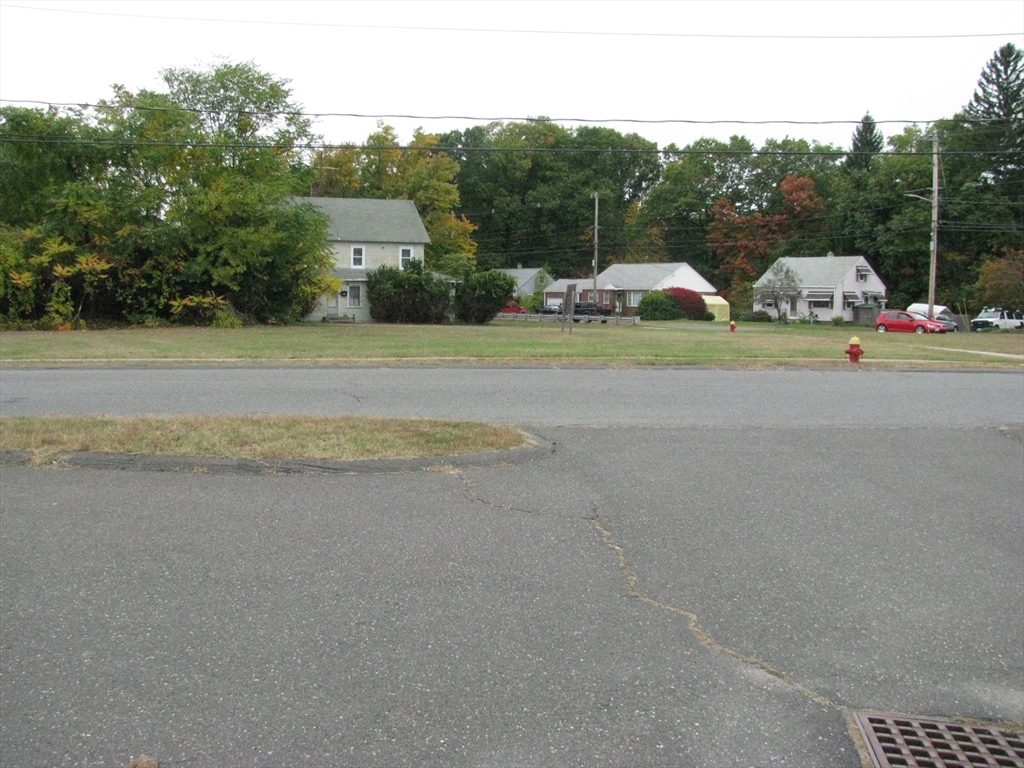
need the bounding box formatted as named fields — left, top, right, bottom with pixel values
left=592, top=192, right=599, bottom=303
left=928, top=133, right=939, bottom=320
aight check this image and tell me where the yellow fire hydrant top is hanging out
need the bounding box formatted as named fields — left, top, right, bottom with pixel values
left=849, top=336, right=861, bottom=346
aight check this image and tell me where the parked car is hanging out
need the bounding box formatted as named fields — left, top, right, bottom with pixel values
left=905, top=304, right=959, bottom=331
left=571, top=302, right=612, bottom=323
left=572, top=301, right=611, bottom=316
left=970, top=308, right=1024, bottom=331
left=538, top=304, right=563, bottom=315
left=502, top=300, right=527, bottom=314
left=875, top=310, right=947, bottom=334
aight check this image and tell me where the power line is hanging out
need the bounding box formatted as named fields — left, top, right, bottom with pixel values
left=0, top=100, right=960, bottom=128
left=2, top=134, right=1016, bottom=158
left=1, top=3, right=1018, bottom=40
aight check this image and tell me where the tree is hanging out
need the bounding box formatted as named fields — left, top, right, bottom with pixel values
left=0, top=62, right=334, bottom=326
left=846, top=113, right=884, bottom=171
left=974, top=248, right=1024, bottom=309
left=963, top=42, right=1023, bottom=192
left=309, top=124, right=478, bottom=270
left=754, top=260, right=801, bottom=322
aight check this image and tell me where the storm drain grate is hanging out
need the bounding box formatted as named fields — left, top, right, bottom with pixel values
left=853, top=712, right=1024, bottom=768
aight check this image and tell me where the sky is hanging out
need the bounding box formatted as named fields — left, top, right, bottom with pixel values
left=1, top=0, right=1022, bottom=152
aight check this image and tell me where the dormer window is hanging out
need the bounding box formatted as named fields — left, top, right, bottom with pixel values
left=351, top=246, right=365, bottom=268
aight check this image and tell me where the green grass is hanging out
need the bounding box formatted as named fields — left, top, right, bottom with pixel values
left=1, top=320, right=1022, bottom=367
left=0, top=415, right=529, bottom=463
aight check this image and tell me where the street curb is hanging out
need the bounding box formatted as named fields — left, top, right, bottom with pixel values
left=0, top=434, right=554, bottom=475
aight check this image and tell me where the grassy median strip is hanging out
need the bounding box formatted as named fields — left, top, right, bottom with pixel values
left=1, top=323, right=1021, bottom=367
left=0, top=415, right=528, bottom=463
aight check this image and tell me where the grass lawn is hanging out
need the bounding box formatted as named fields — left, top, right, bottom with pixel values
left=1, top=320, right=1022, bottom=368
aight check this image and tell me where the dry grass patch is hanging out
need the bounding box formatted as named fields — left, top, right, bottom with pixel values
left=0, top=415, right=527, bottom=462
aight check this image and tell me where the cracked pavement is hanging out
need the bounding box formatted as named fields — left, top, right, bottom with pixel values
left=1, top=367, right=1022, bottom=766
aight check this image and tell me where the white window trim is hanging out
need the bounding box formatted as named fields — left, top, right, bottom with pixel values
left=351, top=246, right=365, bottom=269
left=348, top=284, right=361, bottom=308
left=627, top=291, right=643, bottom=307
left=399, top=247, right=413, bottom=270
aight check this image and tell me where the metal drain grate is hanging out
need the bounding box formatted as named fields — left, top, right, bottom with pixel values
left=853, top=712, right=1024, bottom=768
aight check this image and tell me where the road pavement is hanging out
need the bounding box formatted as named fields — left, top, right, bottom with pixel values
left=1, top=367, right=1022, bottom=767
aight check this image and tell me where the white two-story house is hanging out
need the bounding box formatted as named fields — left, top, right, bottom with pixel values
left=298, top=197, right=431, bottom=323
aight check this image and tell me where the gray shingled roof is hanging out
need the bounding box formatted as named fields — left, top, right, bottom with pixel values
left=295, top=197, right=430, bottom=244
left=756, top=256, right=866, bottom=288
left=596, top=262, right=717, bottom=293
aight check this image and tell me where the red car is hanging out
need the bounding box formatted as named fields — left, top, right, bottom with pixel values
left=875, top=310, right=947, bottom=334
left=502, top=301, right=527, bottom=314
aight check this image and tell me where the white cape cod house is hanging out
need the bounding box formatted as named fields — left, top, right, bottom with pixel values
left=297, top=197, right=431, bottom=323
left=753, top=254, right=887, bottom=322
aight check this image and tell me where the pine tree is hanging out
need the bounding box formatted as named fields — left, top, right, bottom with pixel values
left=846, top=113, right=884, bottom=171
left=963, top=43, right=1024, bottom=191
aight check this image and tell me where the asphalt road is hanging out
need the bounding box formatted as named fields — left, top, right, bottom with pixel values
left=1, top=367, right=1022, bottom=767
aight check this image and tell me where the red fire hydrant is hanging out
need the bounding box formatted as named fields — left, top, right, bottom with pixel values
left=729, top=321, right=736, bottom=333
left=845, top=336, right=864, bottom=363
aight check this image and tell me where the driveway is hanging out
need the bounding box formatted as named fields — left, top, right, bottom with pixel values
left=2, top=368, right=1022, bottom=767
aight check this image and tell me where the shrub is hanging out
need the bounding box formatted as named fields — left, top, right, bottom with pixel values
left=747, top=310, right=774, bottom=323
left=455, top=270, right=517, bottom=323
left=831, top=315, right=846, bottom=326
left=366, top=262, right=452, bottom=324
left=636, top=291, right=683, bottom=320
left=665, top=287, right=709, bottom=320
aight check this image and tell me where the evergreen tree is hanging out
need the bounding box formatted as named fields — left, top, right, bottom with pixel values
left=963, top=42, right=1024, bottom=193
left=846, top=113, right=884, bottom=171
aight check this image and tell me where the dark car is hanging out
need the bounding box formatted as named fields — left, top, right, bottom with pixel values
left=539, top=304, right=563, bottom=315
left=875, top=310, right=947, bottom=334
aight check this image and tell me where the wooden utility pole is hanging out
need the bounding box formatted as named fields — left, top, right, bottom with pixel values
left=593, top=192, right=599, bottom=303
left=928, top=134, right=940, bottom=320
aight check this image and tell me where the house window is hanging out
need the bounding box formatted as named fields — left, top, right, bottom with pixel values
left=348, top=285, right=361, bottom=308
left=857, top=270, right=869, bottom=282
left=627, top=291, right=644, bottom=307
left=763, top=299, right=775, bottom=308
left=603, top=291, right=610, bottom=304
left=809, top=299, right=833, bottom=309
left=351, top=246, right=365, bottom=269
left=845, top=298, right=859, bottom=309
left=400, top=247, right=412, bottom=270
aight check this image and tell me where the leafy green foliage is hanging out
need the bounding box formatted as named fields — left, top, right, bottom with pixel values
left=309, top=124, right=477, bottom=270
left=439, top=120, right=661, bottom=277
left=974, top=248, right=1024, bottom=309
left=454, top=270, right=516, bottom=324
left=664, top=287, right=709, bottom=320
left=0, top=62, right=333, bottom=326
left=365, top=261, right=451, bottom=324
left=636, top=291, right=683, bottom=320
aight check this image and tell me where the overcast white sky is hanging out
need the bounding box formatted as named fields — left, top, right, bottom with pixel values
left=1, top=0, right=1021, bottom=152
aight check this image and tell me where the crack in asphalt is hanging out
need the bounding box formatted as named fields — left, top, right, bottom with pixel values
left=591, top=515, right=837, bottom=710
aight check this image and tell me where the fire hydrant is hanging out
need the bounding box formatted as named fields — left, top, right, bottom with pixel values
left=845, top=336, right=864, bottom=363
left=729, top=321, right=737, bottom=333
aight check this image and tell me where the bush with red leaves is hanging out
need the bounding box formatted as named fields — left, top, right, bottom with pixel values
left=665, top=288, right=710, bottom=321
